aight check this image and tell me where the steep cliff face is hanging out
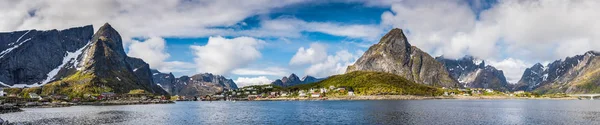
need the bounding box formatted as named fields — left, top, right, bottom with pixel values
left=0, top=25, right=93, bottom=87
left=436, top=56, right=511, bottom=91
left=515, top=51, right=600, bottom=94
left=1, top=23, right=168, bottom=96
left=152, top=70, right=238, bottom=96
left=271, top=74, right=323, bottom=87
left=346, top=28, right=459, bottom=88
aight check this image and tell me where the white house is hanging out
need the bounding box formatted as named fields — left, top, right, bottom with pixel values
left=348, top=91, right=355, bottom=96
left=29, top=93, right=41, bottom=100
left=299, top=91, right=307, bottom=97
left=0, top=87, right=5, bottom=97
left=281, top=92, right=289, bottom=97
left=320, top=88, right=327, bottom=93
left=311, top=92, right=320, bottom=98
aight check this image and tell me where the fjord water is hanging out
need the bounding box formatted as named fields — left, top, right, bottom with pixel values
left=2, top=100, right=600, bottom=124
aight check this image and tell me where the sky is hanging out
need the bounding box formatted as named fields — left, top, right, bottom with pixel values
left=2, top=0, right=600, bottom=87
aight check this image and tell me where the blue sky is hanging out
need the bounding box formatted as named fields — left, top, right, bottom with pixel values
left=3, top=0, right=600, bottom=86
left=156, top=2, right=392, bottom=80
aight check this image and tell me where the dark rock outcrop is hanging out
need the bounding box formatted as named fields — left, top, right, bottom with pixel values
left=346, top=28, right=459, bottom=88
left=0, top=25, right=93, bottom=87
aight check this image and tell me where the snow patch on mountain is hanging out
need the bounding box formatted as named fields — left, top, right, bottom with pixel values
left=41, top=41, right=90, bottom=84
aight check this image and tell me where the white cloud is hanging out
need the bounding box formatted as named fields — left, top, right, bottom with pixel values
left=0, top=0, right=304, bottom=36
left=127, top=37, right=194, bottom=73
left=380, top=0, right=600, bottom=81
left=239, top=18, right=384, bottom=40
left=304, top=50, right=362, bottom=78
left=231, top=67, right=288, bottom=76
left=381, top=0, right=477, bottom=59
left=289, top=43, right=328, bottom=65
left=190, top=36, right=264, bottom=75
left=127, top=37, right=169, bottom=69
left=488, top=58, right=530, bottom=84
left=290, top=43, right=364, bottom=78
left=234, top=76, right=273, bottom=87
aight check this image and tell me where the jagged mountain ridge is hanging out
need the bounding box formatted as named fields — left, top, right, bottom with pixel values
left=271, top=73, right=324, bottom=87
left=436, top=56, right=511, bottom=91
left=346, top=28, right=459, bottom=88
left=152, top=70, right=238, bottom=96
left=515, top=51, right=600, bottom=94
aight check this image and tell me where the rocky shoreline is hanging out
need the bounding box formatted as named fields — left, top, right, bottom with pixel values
left=0, top=105, right=22, bottom=114
left=2, top=99, right=174, bottom=109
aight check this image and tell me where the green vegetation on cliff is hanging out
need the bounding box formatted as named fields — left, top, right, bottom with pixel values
left=289, top=71, right=443, bottom=96
left=41, top=71, right=113, bottom=98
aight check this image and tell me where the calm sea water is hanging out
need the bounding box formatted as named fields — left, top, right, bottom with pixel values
left=1, top=100, right=600, bottom=125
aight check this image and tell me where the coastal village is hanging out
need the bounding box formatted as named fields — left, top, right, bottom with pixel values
left=169, top=85, right=568, bottom=101
left=0, top=87, right=172, bottom=111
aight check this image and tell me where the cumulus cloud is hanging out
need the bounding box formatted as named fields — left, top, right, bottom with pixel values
left=381, top=0, right=477, bottom=59
left=231, top=67, right=288, bottom=76
left=488, top=58, right=530, bottom=84
left=380, top=0, right=600, bottom=81
left=234, top=76, right=273, bottom=87
left=127, top=37, right=170, bottom=69
left=289, top=43, right=328, bottom=65
left=304, top=50, right=362, bottom=78
left=127, top=37, right=194, bottom=73
left=191, top=36, right=265, bottom=75
left=290, top=43, right=363, bottom=78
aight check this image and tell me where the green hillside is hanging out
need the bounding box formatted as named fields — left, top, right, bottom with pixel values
left=288, top=71, right=443, bottom=96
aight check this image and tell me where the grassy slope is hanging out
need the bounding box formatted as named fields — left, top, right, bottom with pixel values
left=288, top=71, right=442, bottom=96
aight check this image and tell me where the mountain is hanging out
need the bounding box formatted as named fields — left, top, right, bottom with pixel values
left=301, top=75, right=323, bottom=84
left=271, top=73, right=323, bottom=87
left=436, top=56, right=511, bottom=91
left=515, top=51, right=600, bottom=94
left=346, top=28, right=459, bottom=88
left=0, top=25, right=93, bottom=87
left=289, top=71, right=442, bottom=96
left=152, top=70, right=238, bottom=96
left=0, top=23, right=168, bottom=96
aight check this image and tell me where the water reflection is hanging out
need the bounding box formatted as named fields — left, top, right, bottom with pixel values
left=1, top=100, right=600, bottom=124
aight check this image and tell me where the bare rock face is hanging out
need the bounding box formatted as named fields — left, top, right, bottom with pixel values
left=346, top=28, right=459, bottom=88
left=515, top=51, right=600, bottom=94
left=0, top=25, right=93, bottom=87
left=152, top=70, right=238, bottom=96
left=436, top=56, right=511, bottom=91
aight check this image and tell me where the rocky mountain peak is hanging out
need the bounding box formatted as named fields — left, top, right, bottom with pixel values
left=436, top=55, right=510, bottom=91
left=347, top=28, right=459, bottom=87
left=271, top=73, right=323, bottom=87
left=91, top=23, right=126, bottom=56
left=379, top=28, right=411, bottom=47
left=288, top=73, right=300, bottom=81
left=585, top=51, right=600, bottom=56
